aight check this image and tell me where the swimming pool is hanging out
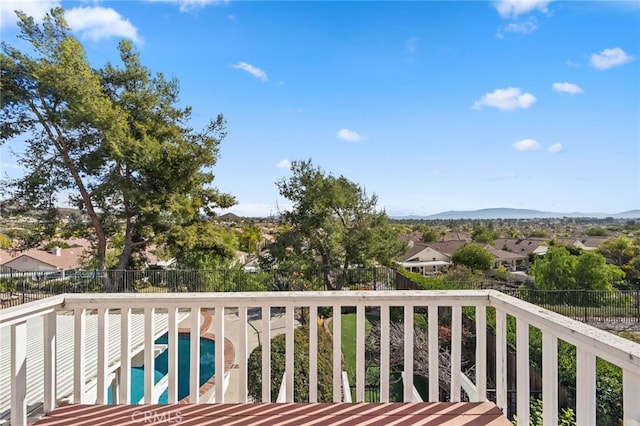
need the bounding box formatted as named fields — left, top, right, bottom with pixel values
left=108, top=332, right=216, bottom=403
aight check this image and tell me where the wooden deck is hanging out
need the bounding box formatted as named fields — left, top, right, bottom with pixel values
left=31, top=402, right=510, bottom=425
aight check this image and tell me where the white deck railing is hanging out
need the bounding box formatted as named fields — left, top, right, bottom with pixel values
left=1, top=290, right=639, bottom=426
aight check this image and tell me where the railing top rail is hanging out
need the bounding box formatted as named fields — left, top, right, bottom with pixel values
left=488, top=290, right=640, bottom=371
left=59, top=290, right=493, bottom=309
left=3, top=290, right=639, bottom=372
left=0, top=295, right=65, bottom=328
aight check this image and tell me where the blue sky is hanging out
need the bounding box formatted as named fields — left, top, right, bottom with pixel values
left=1, top=1, right=639, bottom=217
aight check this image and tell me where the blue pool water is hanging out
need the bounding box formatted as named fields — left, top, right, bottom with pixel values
left=107, top=333, right=216, bottom=403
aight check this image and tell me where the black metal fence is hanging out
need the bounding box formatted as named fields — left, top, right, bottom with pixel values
left=500, top=288, right=640, bottom=324
left=2, top=269, right=640, bottom=327
left=0, top=267, right=398, bottom=308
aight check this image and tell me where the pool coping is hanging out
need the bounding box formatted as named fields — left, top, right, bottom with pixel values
left=177, top=309, right=235, bottom=403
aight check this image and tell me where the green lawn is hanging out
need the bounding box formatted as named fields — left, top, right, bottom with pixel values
left=329, top=312, right=374, bottom=385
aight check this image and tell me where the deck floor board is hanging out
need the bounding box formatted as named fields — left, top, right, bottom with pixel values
left=31, top=402, right=510, bottom=425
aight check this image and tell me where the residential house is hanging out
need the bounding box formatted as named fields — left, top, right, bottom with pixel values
left=482, top=244, right=528, bottom=270
left=397, top=243, right=451, bottom=275
left=558, top=237, right=607, bottom=251
left=0, top=244, right=88, bottom=273
left=424, top=240, right=468, bottom=257
left=492, top=238, right=549, bottom=261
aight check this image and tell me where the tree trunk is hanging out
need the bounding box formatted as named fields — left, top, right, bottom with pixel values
left=36, top=113, right=109, bottom=280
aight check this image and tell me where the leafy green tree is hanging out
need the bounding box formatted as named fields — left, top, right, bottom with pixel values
left=573, top=251, right=623, bottom=291
left=471, top=226, right=498, bottom=244
left=268, top=160, right=405, bottom=290
left=451, top=243, right=494, bottom=272
left=530, top=246, right=577, bottom=290
left=506, top=228, right=521, bottom=238
left=531, top=247, right=623, bottom=291
left=623, top=256, right=640, bottom=287
left=99, top=40, right=235, bottom=270
left=0, top=234, right=10, bottom=249
left=1, top=8, right=120, bottom=266
left=1, top=8, right=234, bottom=272
left=528, top=230, right=548, bottom=238
left=421, top=229, right=438, bottom=243
left=596, top=236, right=640, bottom=287
left=583, top=226, right=608, bottom=236
left=163, top=222, right=239, bottom=269
left=597, top=236, right=638, bottom=267
left=238, top=225, right=263, bottom=253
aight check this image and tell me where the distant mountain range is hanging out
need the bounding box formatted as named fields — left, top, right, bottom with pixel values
left=394, top=208, right=640, bottom=220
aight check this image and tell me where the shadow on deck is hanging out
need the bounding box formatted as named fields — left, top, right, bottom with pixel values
left=31, top=401, right=510, bottom=425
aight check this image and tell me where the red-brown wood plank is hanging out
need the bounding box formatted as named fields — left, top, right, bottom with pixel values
left=32, top=402, right=510, bottom=425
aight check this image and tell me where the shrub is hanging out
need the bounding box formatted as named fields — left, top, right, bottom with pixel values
left=247, top=324, right=335, bottom=402
left=513, top=397, right=575, bottom=426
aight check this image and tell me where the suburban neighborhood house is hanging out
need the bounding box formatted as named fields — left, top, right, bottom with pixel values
left=482, top=245, right=528, bottom=269
left=492, top=238, right=549, bottom=257
left=396, top=235, right=612, bottom=277
left=397, top=243, right=451, bottom=275
left=0, top=238, right=91, bottom=272
left=0, top=232, right=614, bottom=277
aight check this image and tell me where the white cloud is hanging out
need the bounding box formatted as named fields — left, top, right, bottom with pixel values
left=548, top=143, right=563, bottom=153
left=504, top=18, right=537, bottom=34
left=232, top=62, right=268, bottom=82
left=276, top=159, right=291, bottom=169
left=473, top=87, right=537, bottom=111
left=0, top=3, right=140, bottom=43
left=552, top=82, right=583, bottom=95
left=147, top=0, right=228, bottom=13
left=336, top=128, right=366, bottom=142
left=512, top=139, right=540, bottom=151
left=178, top=0, right=226, bottom=12
left=65, top=7, right=140, bottom=43
left=590, top=47, right=634, bottom=70
left=178, top=0, right=228, bottom=12
left=0, top=0, right=59, bottom=29
left=494, top=0, right=552, bottom=18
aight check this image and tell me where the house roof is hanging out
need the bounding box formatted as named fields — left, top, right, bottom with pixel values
left=557, top=237, right=607, bottom=250
left=422, top=240, right=468, bottom=256
left=397, top=243, right=441, bottom=262
left=491, top=238, right=547, bottom=255
left=440, top=232, right=472, bottom=242
left=482, top=244, right=528, bottom=261
left=0, top=246, right=87, bottom=271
